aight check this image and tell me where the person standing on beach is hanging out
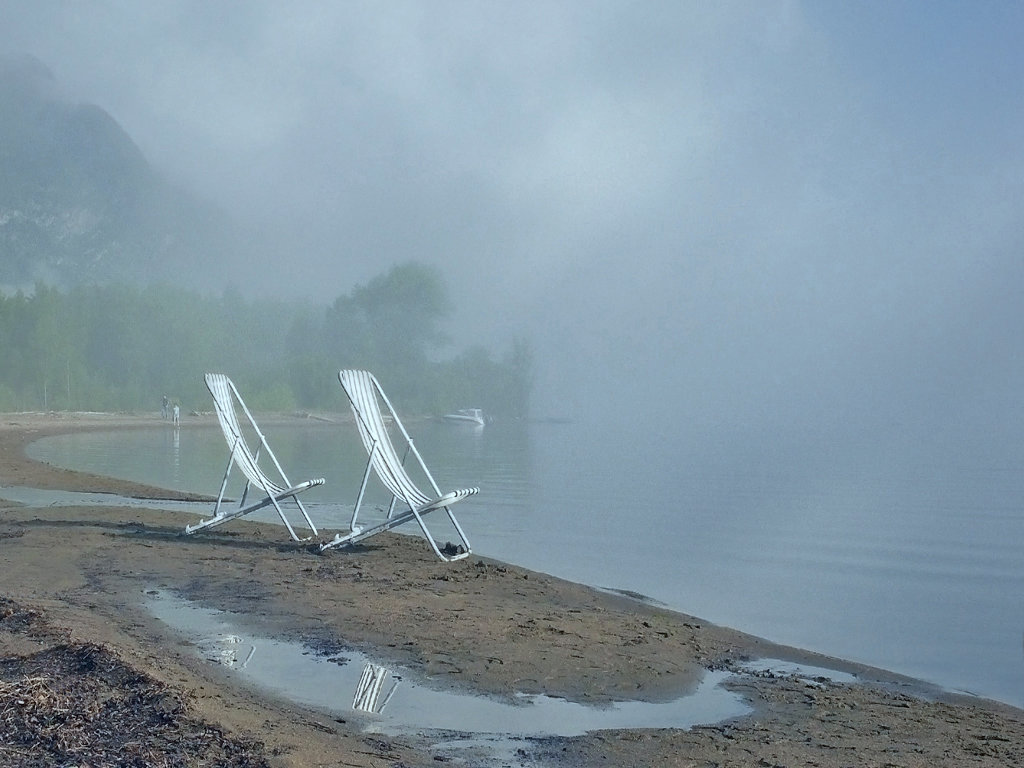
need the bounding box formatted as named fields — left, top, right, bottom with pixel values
left=172, top=403, right=180, bottom=426
left=162, top=394, right=169, bottom=420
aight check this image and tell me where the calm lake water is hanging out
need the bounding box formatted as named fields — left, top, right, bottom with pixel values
left=27, top=415, right=1024, bottom=709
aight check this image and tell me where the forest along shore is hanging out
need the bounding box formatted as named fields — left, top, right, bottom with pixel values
left=1, top=411, right=1023, bottom=767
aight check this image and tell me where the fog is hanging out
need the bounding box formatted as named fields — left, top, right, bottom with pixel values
left=3, top=1, right=1022, bottom=433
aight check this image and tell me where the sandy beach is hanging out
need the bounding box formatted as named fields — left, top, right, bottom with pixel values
left=1, top=411, right=1022, bottom=766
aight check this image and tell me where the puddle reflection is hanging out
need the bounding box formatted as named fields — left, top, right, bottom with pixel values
left=197, top=634, right=256, bottom=670
left=144, top=589, right=751, bottom=741
left=353, top=663, right=401, bottom=713
left=739, top=659, right=858, bottom=686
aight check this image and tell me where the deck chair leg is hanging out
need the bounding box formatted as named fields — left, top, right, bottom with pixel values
left=349, top=455, right=375, bottom=533
left=338, top=504, right=470, bottom=562
left=238, top=442, right=262, bottom=510
left=411, top=508, right=448, bottom=561
left=319, top=459, right=374, bottom=551
left=239, top=444, right=262, bottom=509
left=409, top=507, right=471, bottom=562
left=265, top=493, right=318, bottom=542
left=444, top=506, right=472, bottom=553
left=185, top=444, right=239, bottom=534
left=214, top=446, right=238, bottom=517
left=238, top=478, right=252, bottom=511
left=385, top=444, right=414, bottom=521
left=293, top=497, right=319, bottom=538
left=268, top=495, right=303, bottom=541
left=322, top=508, right=417, bottom=551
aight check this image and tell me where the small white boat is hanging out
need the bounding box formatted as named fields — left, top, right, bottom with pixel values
left=443, top=408, right=486, bottom=427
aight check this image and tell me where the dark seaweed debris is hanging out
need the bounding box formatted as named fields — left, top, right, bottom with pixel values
left=0, top=598, right=47, bottom=636
left=0, top=641, right=269, bottom=767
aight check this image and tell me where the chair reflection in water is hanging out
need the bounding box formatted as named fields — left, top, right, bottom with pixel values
left=352, top=662, right=400, bottom=714
left=197, top=634, right=256, bottom=670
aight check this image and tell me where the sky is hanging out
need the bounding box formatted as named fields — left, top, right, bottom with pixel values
left=2, top=0, right=1022, bottom=428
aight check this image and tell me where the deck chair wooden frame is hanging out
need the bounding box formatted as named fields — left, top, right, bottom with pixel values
left=184, top=373, right=324, bottom=542
left=321, top=369, right=478, bottom=561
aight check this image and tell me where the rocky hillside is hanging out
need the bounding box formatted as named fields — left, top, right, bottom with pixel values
left=0, top=55, right=234, bottom=290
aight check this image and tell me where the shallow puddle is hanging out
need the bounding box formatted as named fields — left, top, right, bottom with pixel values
left=144, top=589, right=750, bottom=747
left=0, top=485, right=206, bottom=512
left=0, top=485, right=352, bottom=532
left=739, top=658, right=858, bottom=686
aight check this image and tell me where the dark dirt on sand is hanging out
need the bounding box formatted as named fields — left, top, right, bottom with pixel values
left=1, top=412, right=1023, bottom=767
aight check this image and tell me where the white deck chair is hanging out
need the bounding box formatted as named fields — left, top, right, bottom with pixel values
left=321, top=369, right=478, bottom=561
left=184, top=373, right=324, bottom=542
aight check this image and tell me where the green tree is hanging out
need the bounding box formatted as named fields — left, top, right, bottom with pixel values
left=0, top=265, right=531, bottom=417
left=323, top=262, right=451, bottom=405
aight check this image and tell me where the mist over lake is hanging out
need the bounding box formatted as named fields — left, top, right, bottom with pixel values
left=4, top=1, right=1024, bottom=733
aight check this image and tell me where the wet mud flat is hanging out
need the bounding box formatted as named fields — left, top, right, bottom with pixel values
left=2, top=413, right=1024, bottom=766
left=5, top=508, right=1024, bottom=768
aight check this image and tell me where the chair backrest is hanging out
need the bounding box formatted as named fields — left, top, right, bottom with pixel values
left=205, top=373, right=286, bottom=495
left=338, top=369, right=431, bottom=508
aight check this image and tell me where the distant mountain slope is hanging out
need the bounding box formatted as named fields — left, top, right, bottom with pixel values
left=0, top=54, right=234, bottom=289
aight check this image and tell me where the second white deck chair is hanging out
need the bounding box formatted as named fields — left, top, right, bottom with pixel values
left=184, top=373, right=324, bottom=542
left=321, top=369, right=478, bottom=561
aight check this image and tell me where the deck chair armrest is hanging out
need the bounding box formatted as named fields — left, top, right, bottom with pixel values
left=416, top=487, right=479, bottom=513
left=279, top=477, right=326, bottom=497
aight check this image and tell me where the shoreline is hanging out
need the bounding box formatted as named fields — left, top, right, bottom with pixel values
left=2, top=411, right=1023, bottom=766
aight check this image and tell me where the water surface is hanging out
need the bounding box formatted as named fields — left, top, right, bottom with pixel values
left=26, top=416, right=1024, bottom=709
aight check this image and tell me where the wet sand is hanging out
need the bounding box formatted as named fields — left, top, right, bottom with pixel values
left=1, top=411, right=1022, bottom=766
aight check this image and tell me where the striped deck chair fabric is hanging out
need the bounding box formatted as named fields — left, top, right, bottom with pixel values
left=321, top=369, right=478, bottom=561
left=183, top=373, right=324, bottom=542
